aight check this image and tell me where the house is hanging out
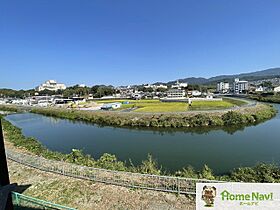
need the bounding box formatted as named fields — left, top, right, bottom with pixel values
left=36, top=80, right=66, bottom=92
left=191, top=90, right=202, bottom=97
left=131, top=93, right=143, bottom=100
left=166, top=89, right=186, bottom=98
left=216, top=82, right=230, bottom=93
left=274, top=86, right=280, bottom=92
left=233, top=78, right=249, bottom=94
left=101, top=102, right=122, bottom=110
left=255, top=85, right=264, bottom=92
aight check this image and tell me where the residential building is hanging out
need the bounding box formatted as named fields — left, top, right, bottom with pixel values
left=216, top=82, right=230, bottom=93
left=36, top=80, right=66, bottom=92
left=255, top=85, right=264, bottom=92
left=171, top=80, right=188, bottom=89
left=233, top=78, right=249, bottom=94
left=156, top=84, right=168, bottom=89
left=166, top=89, right=186, bottom=98
left=191, top=90, right=202, bottom=97
left=144, top=84, right=156, bottom=89
left=274, top=86, right=280, bottom=92
left=143, top=84, right=168, bottom=90
left=131, top=93, right=143, bottom=100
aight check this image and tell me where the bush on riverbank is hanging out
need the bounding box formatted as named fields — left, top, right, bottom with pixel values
left=175, top=163, right=280, bottom=183
left=0, top=105, right=19, bottom=112
left=30, top=104, right=277, bottom=128
left=249, top=94, right=280, bottom=104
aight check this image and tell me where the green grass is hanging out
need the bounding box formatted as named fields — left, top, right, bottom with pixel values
left=134, top=102, right=188, bottom=112
left=223, top=97, right=248, bottom=106
left=189, top=100, right=234, bottom=110
left=94, top=99, right=157, bottom=104
left=93, top=98, right=249, bottom=112
left=94, top=99, right=188, bottom=112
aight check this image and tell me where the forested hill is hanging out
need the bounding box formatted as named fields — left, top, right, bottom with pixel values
left=161, top=68, right=280, bottom=85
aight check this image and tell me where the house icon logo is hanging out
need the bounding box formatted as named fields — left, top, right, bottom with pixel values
left=202, top=185, right=217, bottom=207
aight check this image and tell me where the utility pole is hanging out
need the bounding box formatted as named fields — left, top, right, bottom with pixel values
left=0, top=119, right=14, bottom=210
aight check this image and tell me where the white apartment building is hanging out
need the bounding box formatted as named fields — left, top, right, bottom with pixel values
left=255, top=85, right=264, bottom=92
left=156, top=84, right=168, bottom=89
left=167, top=89, right=186, bottom=98
left=192, top=90, right=202, bottom=96
left=144, top=84, right=168, bottom=90
left=171, top=80, right=188, bottom=89
left=36, top=80, right=66, bottom=92
left=274, top=86, right=280, bottom=92
left=233, top=78, right=249, bottom=94
left=216, top=82, right=230, bottom=93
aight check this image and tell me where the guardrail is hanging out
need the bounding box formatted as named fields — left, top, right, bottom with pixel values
left=12, top=192, right=76, bottom=210
left=6, top=149, right=224, bottom=195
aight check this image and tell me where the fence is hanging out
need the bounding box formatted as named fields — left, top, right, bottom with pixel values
left=12, top=192, right=76, bottom=210
left=6, top=149, right=224, bottom=195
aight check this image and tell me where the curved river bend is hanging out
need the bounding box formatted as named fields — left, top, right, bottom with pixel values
left=5, top=104, right=280, bottom=174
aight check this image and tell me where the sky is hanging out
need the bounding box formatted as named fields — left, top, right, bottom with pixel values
left=1, top=0, right=280, bottom=89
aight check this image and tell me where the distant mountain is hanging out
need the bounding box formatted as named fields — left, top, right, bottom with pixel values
left=166, top=77, right=208, bottom=85
left=157, top=68, right=280, bottom=85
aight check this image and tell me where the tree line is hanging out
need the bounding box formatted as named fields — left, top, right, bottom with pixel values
left=0, top=85, right=116, bottom=98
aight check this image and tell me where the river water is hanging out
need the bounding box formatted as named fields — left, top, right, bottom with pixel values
left=5, top=104, right=280, bottom=174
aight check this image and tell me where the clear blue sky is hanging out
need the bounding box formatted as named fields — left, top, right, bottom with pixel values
left=1, top=0, right=280, bottom=89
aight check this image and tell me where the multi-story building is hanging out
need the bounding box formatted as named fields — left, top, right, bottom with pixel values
left=233, top=78, right=249, bottom=94
left=156, top=84, right=168, bottom=89
left=216, top=82, right=230, bottom=93
left=274, top=86, right=280, bottom=92
left=36, top=80, right=66, bottom=92
left=144, top=84, right=168, bottom=90
left=166, top=89, right=186, bottom=98
left=171, top=80, right=188, bottom=89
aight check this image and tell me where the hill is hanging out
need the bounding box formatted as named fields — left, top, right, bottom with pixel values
left=159, top=68, right=280, bottom=85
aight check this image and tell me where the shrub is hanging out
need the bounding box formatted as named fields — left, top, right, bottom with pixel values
left=222, top=111, right=246, bottom=125
left=137, top=154, right=161, bottom=175
left=175, top=165, right=198, bottom=178
left=95, top=153, right=127, bottom=171
left=199, top=164, right=215, bottom=180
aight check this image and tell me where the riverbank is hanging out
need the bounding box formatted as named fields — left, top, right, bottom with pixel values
left=249, top=94, right=280, bottom=104
left=2, top=117, right=280, bottom=210
left=1, top=116, right=213, bottom=176
left=29, top=103, right=277, bottom=128
left=7, top=158, right=195, bottom=210
left=2, top=114, right=280, bottom=183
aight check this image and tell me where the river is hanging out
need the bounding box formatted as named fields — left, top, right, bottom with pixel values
left=5, top=104, right=280, bottom=174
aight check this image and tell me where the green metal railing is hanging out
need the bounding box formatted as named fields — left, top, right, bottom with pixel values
left=12, top=192, right=76, bottom=210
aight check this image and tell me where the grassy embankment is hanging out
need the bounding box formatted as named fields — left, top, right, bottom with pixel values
left=30, top=103, right=276, bottom=128
left=0, top=104, right=19, bottom=112
left=1, top=114, right=280, bottom=183
left=93, top=98, right=246, bottom=112
left=249, top=93, right=280, bottom=104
